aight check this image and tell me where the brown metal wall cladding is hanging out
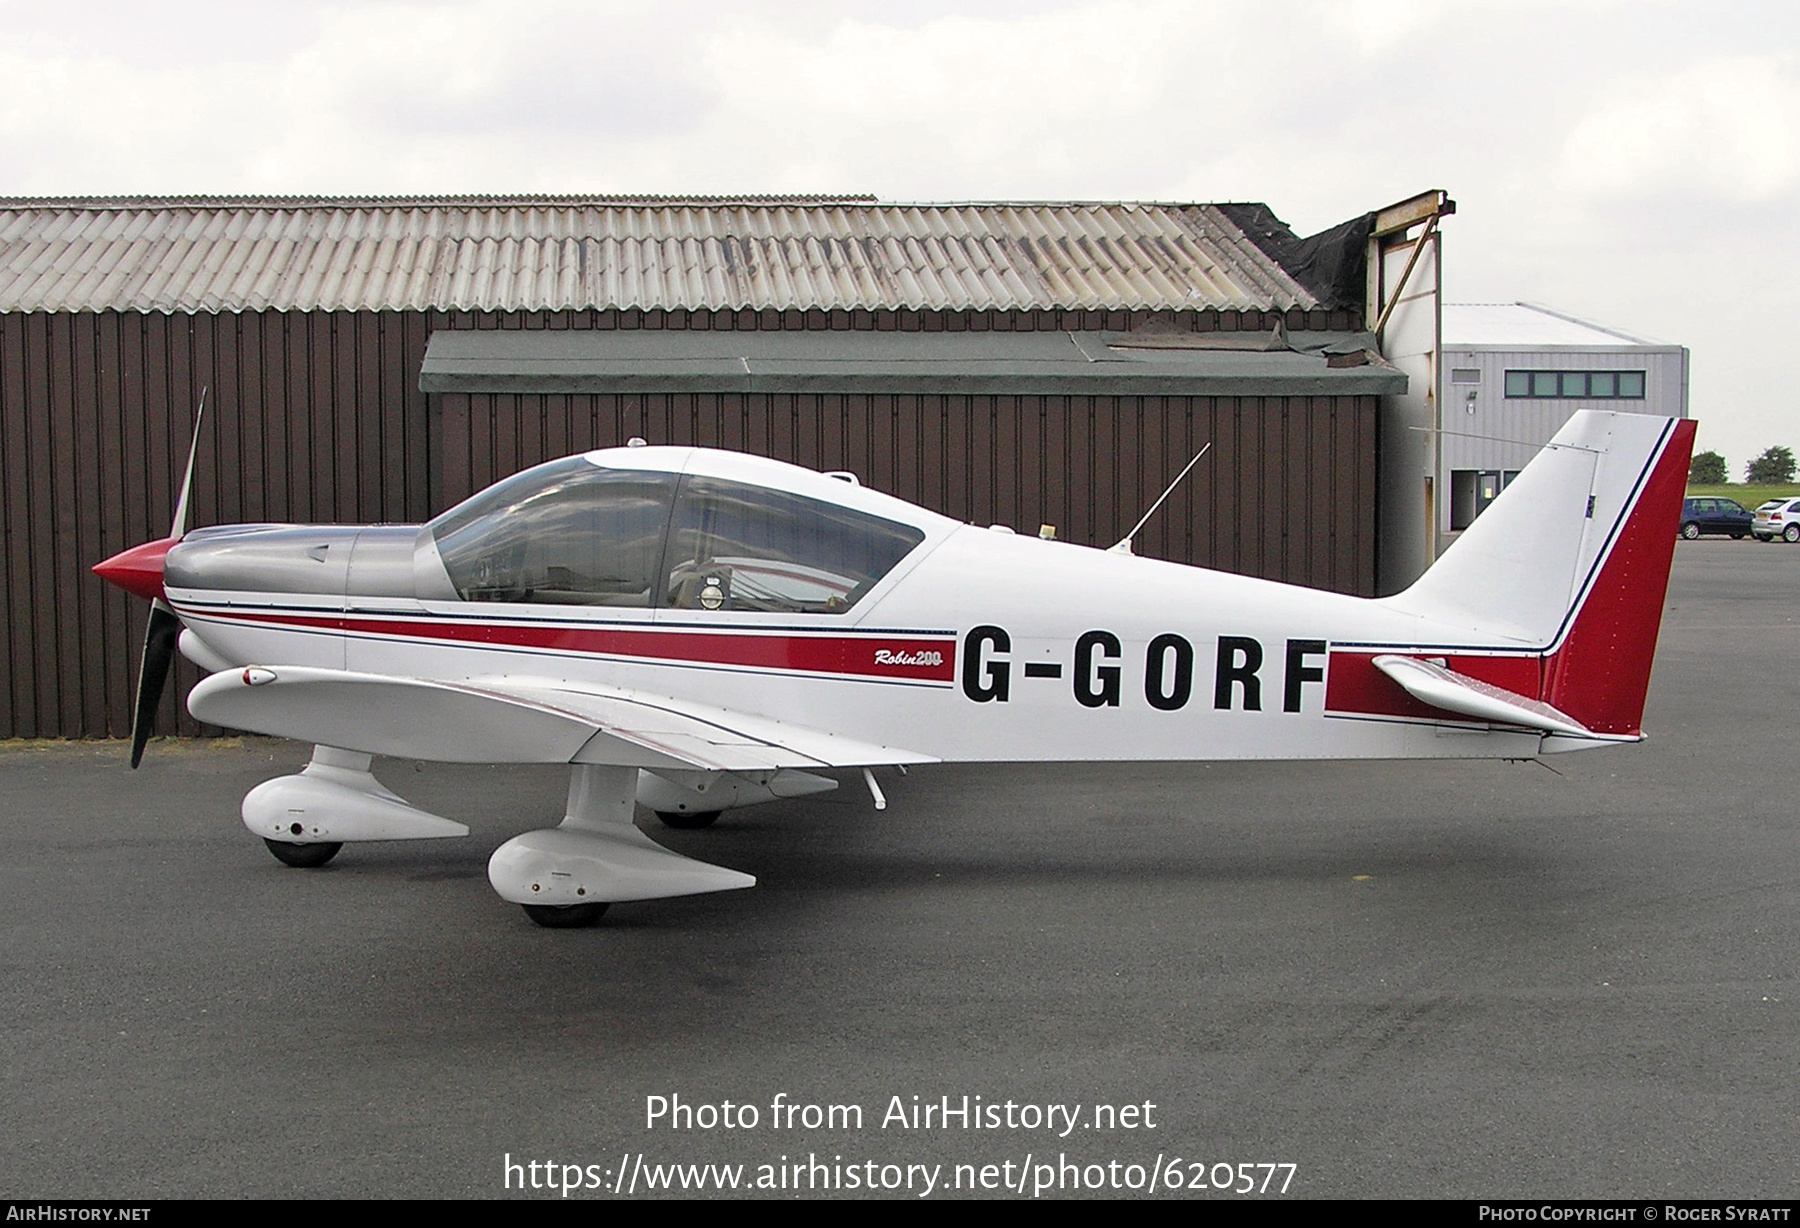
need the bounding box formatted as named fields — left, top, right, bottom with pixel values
left=439, top=389, right=1376, bottom=585
left=1, top=307, right=1374, bottom=739
left=1, top=309, right=434, bottom=740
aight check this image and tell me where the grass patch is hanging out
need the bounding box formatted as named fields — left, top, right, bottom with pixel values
left=1686, top=483, right=1800, bottom=510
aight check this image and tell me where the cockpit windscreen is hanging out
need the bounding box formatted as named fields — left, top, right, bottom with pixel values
left=430, top=459, right=677, bottom=605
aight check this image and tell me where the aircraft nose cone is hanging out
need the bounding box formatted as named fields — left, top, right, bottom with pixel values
left=92, top=537, right=178, bottom=602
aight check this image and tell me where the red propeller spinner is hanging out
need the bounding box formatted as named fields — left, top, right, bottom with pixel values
left=92, top=536, right=177, bottom=602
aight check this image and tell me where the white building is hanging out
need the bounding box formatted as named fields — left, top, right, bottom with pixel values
left=1438, top=302, right=1688, bottom=541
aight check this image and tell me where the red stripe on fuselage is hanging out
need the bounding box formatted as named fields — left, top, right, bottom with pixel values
left=195, top=609, right=959, bottom=682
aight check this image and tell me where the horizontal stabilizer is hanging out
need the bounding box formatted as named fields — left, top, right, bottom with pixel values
left=1371, top=654, right=1622, bottom=740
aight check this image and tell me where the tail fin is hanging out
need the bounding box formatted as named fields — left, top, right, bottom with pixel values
left=1392, top=410, right=1695, bottom=737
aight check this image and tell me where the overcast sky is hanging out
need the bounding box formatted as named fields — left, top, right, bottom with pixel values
left=2, top=0, right=1794, bottom=471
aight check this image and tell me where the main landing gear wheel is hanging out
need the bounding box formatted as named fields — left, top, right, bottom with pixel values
left=263, top=839, right=343, bottom=868
left=521, top=902, right=610, bottom=928
left=656, top=810, right=722, bottom=830
left=1681, top=522, right=1701, bottom=539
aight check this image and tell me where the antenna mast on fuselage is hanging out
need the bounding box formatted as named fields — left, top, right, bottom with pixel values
left=1109, top=442, right=1212, bottom=555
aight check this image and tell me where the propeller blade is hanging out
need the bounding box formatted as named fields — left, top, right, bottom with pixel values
left=129, top=600, right=181, bottom=769
left=169, top=387, right=206, bottom=541
left=114, top=388, right=206, bottom=767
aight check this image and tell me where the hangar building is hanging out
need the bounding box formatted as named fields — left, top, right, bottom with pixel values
left=1439, top=302, right=1689, bottom=539
left=0, top=192, right=1448, bottom=739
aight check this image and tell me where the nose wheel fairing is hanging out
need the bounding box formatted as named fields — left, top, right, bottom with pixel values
left=241, top=746, right=469, bottom=846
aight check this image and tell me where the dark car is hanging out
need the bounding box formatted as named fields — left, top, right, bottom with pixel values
left=1679, top=497, right=1754, bottom=539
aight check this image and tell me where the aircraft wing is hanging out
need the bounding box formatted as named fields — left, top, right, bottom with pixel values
left=187, top=666, right=938, bottom=771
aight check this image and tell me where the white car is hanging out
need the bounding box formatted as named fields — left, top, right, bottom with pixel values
left=1752, top=497, right=1800, bottom=542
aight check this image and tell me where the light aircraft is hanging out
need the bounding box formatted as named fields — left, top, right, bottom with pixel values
left=93, top=409, right=1694, bottom=927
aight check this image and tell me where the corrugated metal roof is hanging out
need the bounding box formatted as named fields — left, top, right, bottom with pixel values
left=0, top=196, right=1319, bottom=315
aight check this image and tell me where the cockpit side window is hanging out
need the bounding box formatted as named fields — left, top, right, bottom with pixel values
left=430, top=459, right=678, bottom=605
left=662, top=476, right=925, bottom=615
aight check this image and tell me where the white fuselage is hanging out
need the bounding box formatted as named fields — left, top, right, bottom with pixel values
left=169, top=520, right=1546, bottom=767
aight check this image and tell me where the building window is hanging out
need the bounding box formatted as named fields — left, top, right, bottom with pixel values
left=1450, top=368, right=1481, bottom=384
left=1449, top=469, right=1521, bottom=531
left=1503, top=370, right=1646, bottom=399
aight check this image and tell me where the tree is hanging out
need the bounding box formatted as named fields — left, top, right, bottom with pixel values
left=1689, top=451, right=1727, bottom=484
left=1746, top=445, right=1797, bottom=484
